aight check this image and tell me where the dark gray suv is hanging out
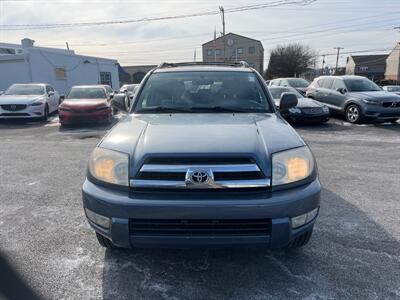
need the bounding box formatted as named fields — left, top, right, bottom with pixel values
left=306, top=75, right=400, bottom=123
left=82, top=62, right=321, bottom=250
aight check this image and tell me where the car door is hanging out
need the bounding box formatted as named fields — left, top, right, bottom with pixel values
left=317, top=78, right=334, bottom=105
left=329, top=79, right=347, bottom=109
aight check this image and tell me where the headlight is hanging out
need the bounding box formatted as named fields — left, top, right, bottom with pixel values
left=30, top=101, right=44, bottom=106
left=288, top=107, right=301, bottom=114
left=272, top=146, right=315, bottom=186
left=88, top=147, right=129, bottom=186
left=322, top=106, right=329, bottom=113
left=362, top=99, right=381, bottom=105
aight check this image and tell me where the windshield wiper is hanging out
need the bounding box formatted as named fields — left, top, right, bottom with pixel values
left=136, top=106, right=194, bottom=113
left=189, top=106, right=265, bottom=113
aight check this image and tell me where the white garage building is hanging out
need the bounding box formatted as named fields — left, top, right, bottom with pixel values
left=0, top=38, right=119, bottom=95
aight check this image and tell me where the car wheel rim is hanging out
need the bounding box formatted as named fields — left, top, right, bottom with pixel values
left=347, top=106, right=359, bottom=122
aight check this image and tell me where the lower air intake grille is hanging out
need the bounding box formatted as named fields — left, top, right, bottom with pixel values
left=129, top=218, right=272, bottom=236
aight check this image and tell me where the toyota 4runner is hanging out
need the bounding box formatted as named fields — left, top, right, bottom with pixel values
left=82, top=62, right=321, bottom=250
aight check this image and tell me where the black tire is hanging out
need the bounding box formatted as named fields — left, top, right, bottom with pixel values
left=345, top=104, right=363, bottom=123
left=284, top=228, right=313, bottom=250
left=96, top=232, right=115, bottom=249
left=42, top=104, right=49, bottom=121
left=387, top=118, right=398, bottom=123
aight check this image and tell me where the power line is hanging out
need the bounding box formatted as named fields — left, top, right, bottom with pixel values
left=0, top=0, right=316, bottom=30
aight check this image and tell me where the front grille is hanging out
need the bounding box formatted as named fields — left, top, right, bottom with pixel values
left=382, top=102, right=400, bottom=108
left=131, top=156, right=270, bottom=190
left=1, top=104, right=27, bottom=111
left=71, top=108, right=96, bottom=113
left=143, top=156, right=254, bottom=165
left=129, top=218, right=272, bottom=236
left=302, top=107, right=323, bottom=114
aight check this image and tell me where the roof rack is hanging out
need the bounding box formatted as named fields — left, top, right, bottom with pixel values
left=157, top=61, right=250, bottom=69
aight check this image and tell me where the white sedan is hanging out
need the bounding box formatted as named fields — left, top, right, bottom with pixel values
left=0, top=83, right=60, bottom=120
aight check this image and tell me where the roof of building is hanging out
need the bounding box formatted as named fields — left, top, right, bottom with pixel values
left=349, top=54, right=388, bottom=66
left=202, top=32, right=263, bottom=48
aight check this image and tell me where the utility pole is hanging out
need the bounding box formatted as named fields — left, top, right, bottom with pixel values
left=334, top=47, right=344, bottom=74
left=219, top=6, right=225, bottom=62
left=321, top=54, right=326, bottom=75
left=394, top=27, right=400, bottom=84
left=66, top=42, right=70, bottom=51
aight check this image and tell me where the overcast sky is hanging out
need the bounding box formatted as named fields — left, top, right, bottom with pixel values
left=0, top=0, right=399, bottom=69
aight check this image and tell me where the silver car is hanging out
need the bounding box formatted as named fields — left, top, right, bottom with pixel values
left=0, top=83, right=60, bottom=120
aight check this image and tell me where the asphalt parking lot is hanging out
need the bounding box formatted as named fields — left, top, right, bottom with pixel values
left=0, top=115, right=399, bottom=300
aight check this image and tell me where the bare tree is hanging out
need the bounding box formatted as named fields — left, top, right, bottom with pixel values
left=265, top=43, right=317, bottom=79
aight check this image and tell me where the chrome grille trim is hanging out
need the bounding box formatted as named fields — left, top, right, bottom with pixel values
left=130, top=178, right=271, bottom=189
left=140, top=164, right=260, bottom=173
left=131, top=162, right=270, bottom=189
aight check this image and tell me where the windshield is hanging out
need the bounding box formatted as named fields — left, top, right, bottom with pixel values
left=344, top=79, right=381, bottom=92
left=67, top=87, right=106, bottom=99
left=386, top=86, right=400, bottom=92
left=134, top=71, right=271, bottom=113
left=5, top=84, right=44, bottom=95
left=269, top=87, right=303, bottom=99
left=287, top=78, right=309, bottom=88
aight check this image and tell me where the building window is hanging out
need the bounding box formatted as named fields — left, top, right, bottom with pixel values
left=55, top=68, right=66, bottom=80
left=0, top=47, right=16, bottom=54
left=237, top=47, right=243, bottom=54
left=100, top=72, right=112, bottom=87
left=249, top=46, right=255, bottom=54
left=215, top=49, right=221, bottom=55
left=207, top=49, right=213, bottom=56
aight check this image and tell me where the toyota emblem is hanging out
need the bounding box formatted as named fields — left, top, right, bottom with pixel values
left=191, top=171, right=209, bottom=184
left=185, top=168, right=214, bottom=187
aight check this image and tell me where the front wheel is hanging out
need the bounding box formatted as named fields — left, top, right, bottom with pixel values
left=42, top=104, right=49, bottom=121
left=284, top=228, right=313, bottom=251
left=96, top=232, right=116, bottom=249
left=345, top=104, right=362, bottom=123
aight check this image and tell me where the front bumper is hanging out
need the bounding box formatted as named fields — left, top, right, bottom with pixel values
left=82, top=178, right=321, bottom=248
left=0, top=104, right=44, bottom=118
left=59, top=108, right=111, bottom=124
left=363, top=105, right=400, bottom=120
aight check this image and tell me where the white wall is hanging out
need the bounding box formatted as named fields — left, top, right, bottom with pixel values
left=28, top=49, right=119, bottom=94
left=0, top=49, right=119, bottom=95
left=0, top=57, right=30, bottom=92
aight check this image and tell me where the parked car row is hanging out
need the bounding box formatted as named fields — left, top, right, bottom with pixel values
left=268, top=75, right=400, bottom=124
left=0, top=83, right=139, bottom=126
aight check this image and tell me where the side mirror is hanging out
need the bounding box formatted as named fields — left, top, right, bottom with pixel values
left=59, top=94, right=65, bottom=102
left=48, top=91, right=54, bottom=96
left=112, top=94, right=129, bottom=112
left=279, top=92, right=298, bottom=112
left=336, top=88, right=347, bottom=94
left=109, top=92, right=114, bottom=99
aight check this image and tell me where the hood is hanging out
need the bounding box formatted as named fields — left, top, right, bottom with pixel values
left=61, top=99, right=108, bottom=108
left=0, top=95, right=44, bottom=105
left=296, top=97, right=324, bottom=108
left=99, top=113, right=305, bottom=176
left=348, top=91, right=400, bottom=102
